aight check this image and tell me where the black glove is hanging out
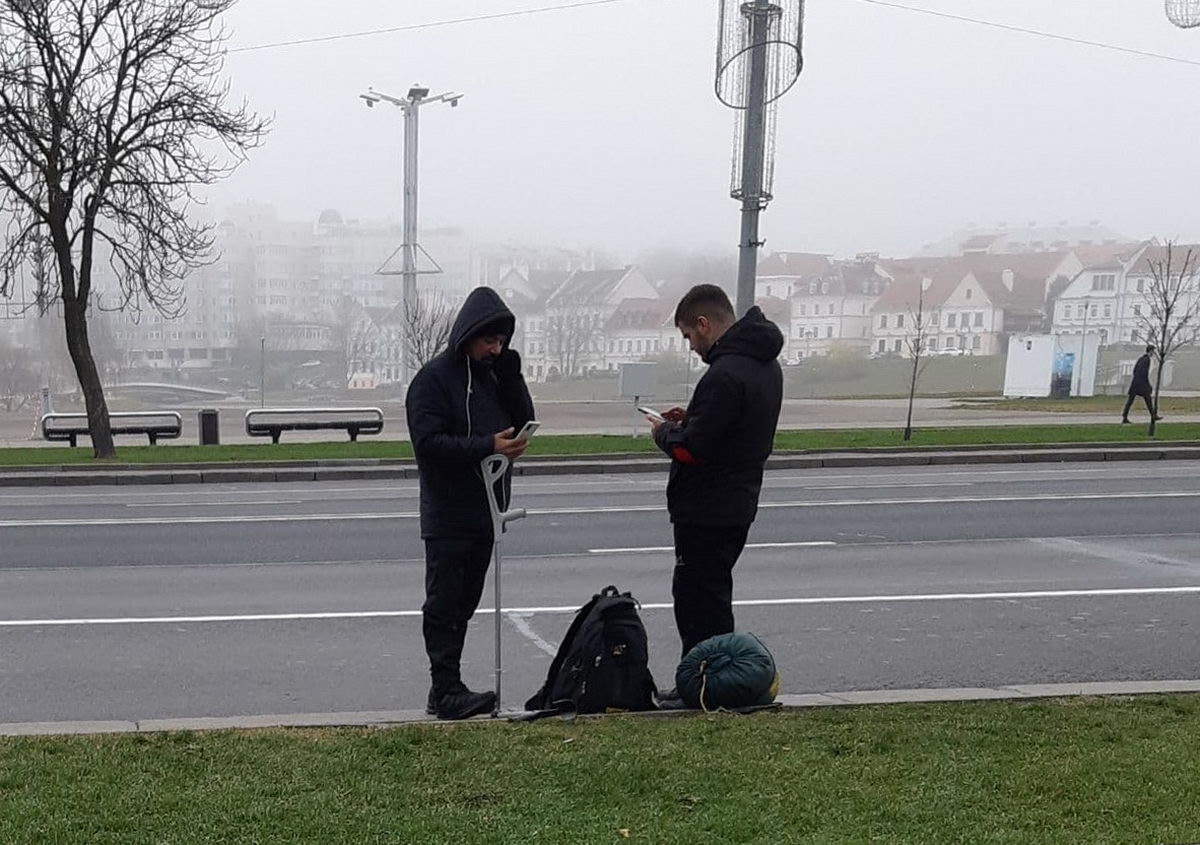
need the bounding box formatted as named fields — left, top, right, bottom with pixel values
left=493, top=347, right=523, bottom=381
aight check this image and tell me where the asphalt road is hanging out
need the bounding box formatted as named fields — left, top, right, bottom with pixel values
left=1, top=462, right=1198, bottom=723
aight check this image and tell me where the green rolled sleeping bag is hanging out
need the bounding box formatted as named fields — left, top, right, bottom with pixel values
left=675, top=632, right=781, bottom=710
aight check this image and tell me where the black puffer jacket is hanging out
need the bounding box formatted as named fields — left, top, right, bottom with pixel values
left=653, top=306, right=783, bottom=527
left=406, top=287, right=535, bottom=539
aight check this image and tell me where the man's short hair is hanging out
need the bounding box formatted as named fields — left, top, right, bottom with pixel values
left=674, top=284, right=735, bottom=327
left=1146, top=344, right=1156, bottom=354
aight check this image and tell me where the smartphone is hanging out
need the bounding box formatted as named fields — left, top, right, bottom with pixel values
left=513, top=420, right=540, bottom=442
left=636, top=405, right=665, bottom=422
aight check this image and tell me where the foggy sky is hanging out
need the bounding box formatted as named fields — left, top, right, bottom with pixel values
left=208, top=0, right=1200, bottom=260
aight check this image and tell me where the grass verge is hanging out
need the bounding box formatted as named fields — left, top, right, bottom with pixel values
left=1, top=696, right=1198, bottom=844
left=955, top=395, right=1200, bottom=414
left=0, top=423, right=1197, bottom=467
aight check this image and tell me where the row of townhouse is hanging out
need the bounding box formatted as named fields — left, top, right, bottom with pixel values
left=1052, top=243, right=1200, bottom=350
left=757, top=249, right=1094, bottom=361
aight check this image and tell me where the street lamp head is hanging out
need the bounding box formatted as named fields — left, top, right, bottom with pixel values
left=407, top=85, right=430, bottom=101
left=360, top=92, right=380, bottom=108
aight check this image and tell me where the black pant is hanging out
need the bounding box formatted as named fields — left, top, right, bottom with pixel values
left=1122, top=391, right=1154, bottom=420
left=672, top=523, right=750, bottom=657
left=422, top=536, right=493, bottom=695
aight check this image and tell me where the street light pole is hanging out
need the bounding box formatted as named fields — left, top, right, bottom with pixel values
left=360, top=84, right=462, bottom=388
left=734, top=0, right=775, bottom=318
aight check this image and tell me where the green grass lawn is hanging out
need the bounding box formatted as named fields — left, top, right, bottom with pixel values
left=2, top=696, right=1198, bottom=844
left=956, top=395, right=1200, bottom=414
left=1, top=423, right=1198, bottom=467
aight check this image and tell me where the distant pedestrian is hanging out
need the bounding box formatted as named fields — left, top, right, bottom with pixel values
left=405, top=287, right=535, bottom=720
left=1122, top=344, right=1161, bottom=424
left=647, top=284, right=784, bottom=691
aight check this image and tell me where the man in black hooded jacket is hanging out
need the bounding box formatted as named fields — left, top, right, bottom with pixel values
left=649, top=284, right=784, bottom=667
left=406, top=286, right=535, bottom=720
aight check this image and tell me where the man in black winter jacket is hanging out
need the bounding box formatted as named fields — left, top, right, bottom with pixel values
left=649, top=284, right=784, bottom=663
left=406, top=287, right=535, bottom=720
left=1121, top=344, right=1161, bottom=424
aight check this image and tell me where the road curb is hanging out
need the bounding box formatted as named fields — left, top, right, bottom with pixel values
left=2, top=444, right=1200, bottom=487
left=5, top=680, right=1199, bottom=736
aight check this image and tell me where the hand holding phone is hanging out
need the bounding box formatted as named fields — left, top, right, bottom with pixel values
left=636, top=405, right=664, bottom=422
left=513, top=420, right=540, bottom=442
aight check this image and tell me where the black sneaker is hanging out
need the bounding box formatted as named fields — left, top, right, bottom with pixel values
left=433, top=688, right=496, bottom=720
left=426, top=683, right=468, bottom=716
left=655, top=686, right=687, bottom=711
left=1121, top=418, right=1131, bottom=424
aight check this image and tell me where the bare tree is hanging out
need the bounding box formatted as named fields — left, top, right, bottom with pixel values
left=403, top=291, right=453, bottom=370
left=1137, top=242, right=1200, bottom=437
left=902, top=281, right=933, bottom=441
left=0, top=0, right=267, bottom=456
left=547, top=308, right=598, bottom=377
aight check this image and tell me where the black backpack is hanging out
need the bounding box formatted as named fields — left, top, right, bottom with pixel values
left=524, top=586, right=657, bottom=715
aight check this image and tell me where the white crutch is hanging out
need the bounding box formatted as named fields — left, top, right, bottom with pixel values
left=480, top=453, right=527, bottom=717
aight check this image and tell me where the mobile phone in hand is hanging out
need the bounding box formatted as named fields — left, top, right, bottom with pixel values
left=513, top=420, right=540, bottom=442
left=636, top=405, right=665, bottom=422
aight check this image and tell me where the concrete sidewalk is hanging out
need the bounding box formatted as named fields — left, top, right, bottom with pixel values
left=1, top=440, right=1200, bottom=486
left=5, top=679, right=1199, bottom=736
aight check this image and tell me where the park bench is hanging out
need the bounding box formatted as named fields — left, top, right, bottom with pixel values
left=41, top=411, right=183, bottom=447
left=244, top=407, right=385, bottom=444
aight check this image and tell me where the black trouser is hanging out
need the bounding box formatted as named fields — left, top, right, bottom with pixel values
left=422, top=536, right=493, bottom=695
left=672, top=522, right=751, bottom=657
left=1122, top=390, right=1154, bottom=420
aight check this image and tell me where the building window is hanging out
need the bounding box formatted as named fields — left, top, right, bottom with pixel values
left=1136, top=279, right=1145, bottom=293
left=1090, top=305, right=1098, bottom=318
left=893, top=339, right=902, bottom=353
left=929, top=338, right=938, bottom=350
left=896, top=313, right=905, bottom=329
left=972, top=335, right=981, bottom=350
left=877, top=339, right=885, bottom=353
left=826, top=326, right=833, bottom=338
left=1103, top=304, right=1112, bottom=318
left=946, top=313, right=956, bottom=328
left=946, top=336, right=956, bottom=349
left=878, top=315, right=887, bottom=329
left=974, top=312, right=983, bottom=327
left=1064, top=305, right=1072, bottom=319
left=799, top=304, right=806, bottom=316
left=965, top=288, right=973, bottom=300
left=1092, top=274, right=1116, bottom=291
left=1133, top=304, right=1141, bottom=317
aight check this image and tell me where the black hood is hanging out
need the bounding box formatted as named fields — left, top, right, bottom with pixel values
left=449, top=287, right=516, bottom=354
left=705, top=306, right=784, bottom=365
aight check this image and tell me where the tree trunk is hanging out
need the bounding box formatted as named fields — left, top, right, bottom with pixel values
left=63, top=300, right=115, bottom=458
left=904, top=354, right=919, bottom=441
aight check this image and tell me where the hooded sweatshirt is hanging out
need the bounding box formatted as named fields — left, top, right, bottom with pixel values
left=653, top=305, right=784, bottom=527
left=405, top=287, right=535, bottom=539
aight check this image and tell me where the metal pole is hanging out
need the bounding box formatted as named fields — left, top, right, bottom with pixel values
left=259, top=336, right=266, bottom=408
left=735, top=0, right=773, bottom=318
left=492, top=534, right=503, bottom=716
left=401, top=100, right=420, bottom=388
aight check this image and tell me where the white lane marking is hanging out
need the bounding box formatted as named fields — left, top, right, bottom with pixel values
left=126, top=500, right=305, bottom=508
left=804, top=483, right=973, bottom=490
left=505, top=612, right=559, bottom=656
left=5, top=489, right=1200, bottom=527
left=588, top=541, right=836, bottom=554
left=3, top=585, right=1198, bottom=627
